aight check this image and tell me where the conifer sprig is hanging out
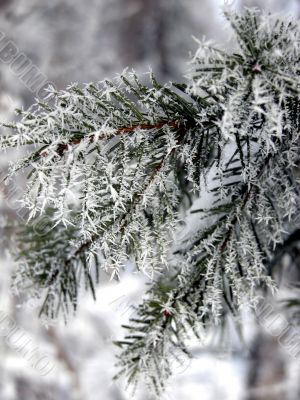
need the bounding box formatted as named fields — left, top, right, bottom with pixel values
left=1, top=7, right=300, bottom=396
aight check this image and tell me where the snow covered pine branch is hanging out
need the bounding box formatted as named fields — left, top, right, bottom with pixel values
left=1, top=8, right=300, bottom=396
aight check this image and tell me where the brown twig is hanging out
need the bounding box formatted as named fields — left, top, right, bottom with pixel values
left=46, top=120, right=181, bottom=158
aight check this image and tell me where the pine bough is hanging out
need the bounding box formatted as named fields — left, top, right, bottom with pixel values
left=1, top=8, right=300, bottom=396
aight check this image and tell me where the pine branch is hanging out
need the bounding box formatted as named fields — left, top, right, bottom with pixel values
left=1, top=7, right=300, bottom=397
left=113, top=9, right=300, bottom=394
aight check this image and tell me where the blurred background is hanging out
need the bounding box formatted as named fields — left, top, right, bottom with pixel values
left=0, top=0, right=300, bottom=399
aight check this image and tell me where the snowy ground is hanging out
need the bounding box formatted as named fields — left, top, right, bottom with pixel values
left=0, top=248, right=299, bottom=400
left=0, top=253, right=250, bottom=400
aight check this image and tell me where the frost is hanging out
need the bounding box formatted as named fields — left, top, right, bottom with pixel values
left=2, top=8, right=300, bottom=397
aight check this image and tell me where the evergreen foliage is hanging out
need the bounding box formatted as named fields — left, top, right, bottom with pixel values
left=1, top=7, right=300, bottom=396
